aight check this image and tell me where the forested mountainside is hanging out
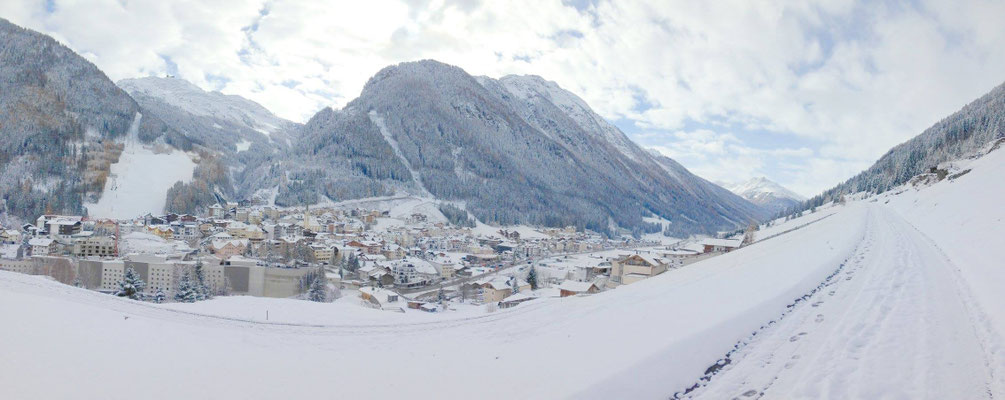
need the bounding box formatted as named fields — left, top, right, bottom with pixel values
left=118, top=77, right=301, bottom=214
left=0, top=18, right=766, bottom=236
left=0, top=18, right=185, bottom=223
left=723, top=177, right=805, bottom=215
left=797, top=81, right=1005, bottom=212
left=284, top=60, right=768, bottom=236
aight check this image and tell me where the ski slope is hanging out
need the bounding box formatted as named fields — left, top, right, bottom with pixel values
left=83, top=114, right=196, bottom=219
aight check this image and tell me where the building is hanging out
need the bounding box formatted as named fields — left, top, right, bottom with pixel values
left=700, top=238, right=742, bottom=254
left=610, top=254, right=668, bottom=285
left=35, top=215, right=83, bottom=238
left=311, top=244, right=335, bottom=264
left=73, top=236, right=117, bottom=258
left=28, top=238, right=56, bottom=256
left=557, top=280, right=600, bottom=297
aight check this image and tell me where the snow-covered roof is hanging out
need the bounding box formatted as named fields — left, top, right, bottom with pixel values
left=557, top=280, right=597, bottom=292
left=702, top=238, right=742, bottom=248
left=28, top=238, right=54, bottom=247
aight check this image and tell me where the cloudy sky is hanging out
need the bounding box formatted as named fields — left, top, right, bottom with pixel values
left=4, top=0, right=1004, bottom=196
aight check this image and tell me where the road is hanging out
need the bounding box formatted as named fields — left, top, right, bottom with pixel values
left=688, top=206, right=1000, bottom=399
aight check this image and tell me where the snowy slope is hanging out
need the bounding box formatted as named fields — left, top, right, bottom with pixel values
left=690, top=145, right=1005, bottom=398
left=0, top=203, right=868, bottom=399
left=83, top=114, right=196, bottom=219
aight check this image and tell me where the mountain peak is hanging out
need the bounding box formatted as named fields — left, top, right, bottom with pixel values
left=118, top=76, right=292, bottom=136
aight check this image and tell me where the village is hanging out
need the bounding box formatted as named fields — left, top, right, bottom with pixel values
left=0, top=199, right=747, bottom=314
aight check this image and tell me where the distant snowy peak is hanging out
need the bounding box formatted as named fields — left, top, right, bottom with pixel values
left=118, top=76, right=291, bottom=135
left=721, top=177, right=804, bottom=215
left=726, top=177, right=805, bottom=202
left=492, top=74, right=644, bottom=161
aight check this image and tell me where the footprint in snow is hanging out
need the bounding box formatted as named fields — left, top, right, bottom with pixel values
left=815, top=314, right=825, bottom=323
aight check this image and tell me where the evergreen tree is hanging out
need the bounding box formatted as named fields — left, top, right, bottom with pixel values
left=526, top=266, right=538, bottom=290
left=153, top=289, right=165, bottom=304
left=194, top=259, right=210, bottom=300
left=174, top=273, right=199, bottom=303
left=115, top=267, right=146, bottom=300
left=346, top=252, right=360, bottom=272
left=72, top=276, right=82, bottom=288
left=308, top=267, right=328, bottom=303
left=510, top=276, right=519, bottom=294
left=437, top=287, right=446, bottom=304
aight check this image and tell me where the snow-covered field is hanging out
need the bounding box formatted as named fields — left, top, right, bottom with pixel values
left=2, top=148, right=1003, bottom=399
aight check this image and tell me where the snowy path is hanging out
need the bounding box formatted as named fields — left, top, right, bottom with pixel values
left=691, top=206, right=999, bottom=399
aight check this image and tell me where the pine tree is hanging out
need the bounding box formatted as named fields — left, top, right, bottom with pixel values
left=510, top=276, right=519, bottom=294
left=194, top=259, right=210, bottom=300
left=72, top=276, right=82, bottom=288
left=153, top=289, right=165, bottom=304
left=526, top=265, right=538, bottom=290
left=116, top=267, right=146, bottom=300
left=308, top=267, right=328, bottom=303
left=437, top=287, right=446, bottom=304
left=346, top=252, right=360, bottom=272
left=174, top=273, right=199, bottom=303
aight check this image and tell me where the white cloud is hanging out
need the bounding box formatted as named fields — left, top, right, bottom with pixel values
left=2, top=0, right=1003, bottom=196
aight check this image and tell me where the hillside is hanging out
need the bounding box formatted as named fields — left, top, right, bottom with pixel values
left=0, top=18, right=186, bottom=222
left=118, top=77, right=302, bottom=213
left=798, top=80, right=1005, bottom=211
left=285, top=61, right=768, bottom=236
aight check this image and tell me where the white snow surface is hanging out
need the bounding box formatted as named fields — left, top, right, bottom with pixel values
left=83, top=114, right=196, bottom=220
left=3, top=148, right=1004, bottom=399
left=119, top=232, right=192, bottom=255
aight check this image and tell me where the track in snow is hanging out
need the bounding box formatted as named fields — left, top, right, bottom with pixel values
left=689, top=206, right=998, bottom=399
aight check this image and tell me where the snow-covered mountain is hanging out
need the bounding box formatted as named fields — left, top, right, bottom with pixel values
left=0, top=18, right=188, bottom=222
left=285, top=60, right=768, bottom=236
left=721, top=177, right=805, bottom=215
left=1, top=19, right=765, bottom=235
left=118, top=77, right=298, bottom=139
left=117, top=76, right=302, bottom=214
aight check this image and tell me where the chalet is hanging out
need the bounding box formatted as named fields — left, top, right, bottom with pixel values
left=28, top=238, right=56, bottom=256
left=358, top=264, right=394, bottom=287
left=701, top=238, right=742, bottom=254
left=610, top=254, right=668, bottom=285
left=210, top=238, right=249, bottom=259
left=1, top=229, right=21, bottom=244
left=208, top=203, right=225, bottom=219
left=557, top=280, right=600, bottom=297
left=347, top=240, right=382, bottom=255
left=499, top=292, right=537, bottom=309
